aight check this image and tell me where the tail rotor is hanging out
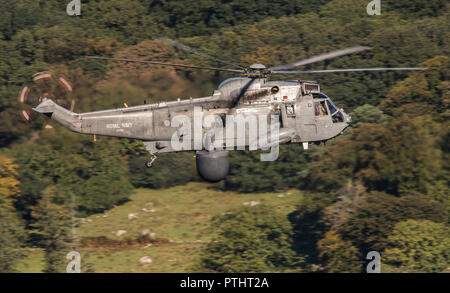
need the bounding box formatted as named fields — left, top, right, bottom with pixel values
left=17, top=71, right=76, bottom=129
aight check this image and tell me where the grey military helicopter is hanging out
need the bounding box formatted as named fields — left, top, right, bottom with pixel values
left=20, top=40, right=423, bottom=181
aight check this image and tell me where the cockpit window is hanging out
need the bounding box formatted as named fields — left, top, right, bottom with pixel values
left=314, top=93, right=329, bottom=99
left=332, top=112, right=344, bottom=123
left=326, top=99, right=338, bottom=115
left=314, top=101, right=328, bottom=116
left=217, top=77, right=248, bottom=89
left=313, top=93, right=345, bottom=122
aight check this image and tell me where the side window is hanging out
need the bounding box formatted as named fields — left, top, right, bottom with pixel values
left=314, top=102, right=320, bottom=116
left=314, top=101, right=328, bottom=116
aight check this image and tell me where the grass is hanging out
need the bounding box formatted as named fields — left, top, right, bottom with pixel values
left=17, top=182, right=303, bottom=273
left=16, top=249, right=45, bottom=273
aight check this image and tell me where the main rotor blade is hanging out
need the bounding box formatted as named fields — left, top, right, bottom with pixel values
left=156, top=37, right=245, bottom=70
left=269, top=46, right=372, bottom=71
left=87, top=56, right=245, bottom=73
left=271, top=67, right=425, bottom=74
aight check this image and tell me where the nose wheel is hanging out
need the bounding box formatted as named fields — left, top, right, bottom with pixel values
left=145, top=154, right=158, bottom=168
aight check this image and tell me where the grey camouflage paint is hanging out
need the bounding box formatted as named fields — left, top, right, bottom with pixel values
left=33, top=77, right=351, bottom=155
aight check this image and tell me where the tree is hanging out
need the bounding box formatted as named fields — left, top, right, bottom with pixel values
left=13, top=134, right=134, bottom=219
left=129, top=152, right=199, bottom=189
left=222, top=144, right=314, bottom=193
left=289, top=191, right=335, bottom=265
left=308, top=115, right=445, bottom=197
left=381, top=56, right=449, bottom=120
left=317, top=230, right=361, bottom=273
left=384, top=0, right=447, bottom=18
left=0, top=155, right=26, bottom=272
left=383, top=219, right=449, bottom=273
left=349, top=104, right=387, bottom=128
left=198, top=205, right=304, bottom=272
left=337, top=192, right=447, bottom=253
left=31, top=186, right=72, bottom=273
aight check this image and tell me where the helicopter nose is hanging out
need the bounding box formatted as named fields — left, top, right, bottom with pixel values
left=345, top=114, right=352, bottom=123
left=341, top=111, right=352, bottom=123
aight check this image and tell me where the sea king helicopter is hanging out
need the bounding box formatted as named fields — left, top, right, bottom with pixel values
left=19, top=40, right=423, bottom=181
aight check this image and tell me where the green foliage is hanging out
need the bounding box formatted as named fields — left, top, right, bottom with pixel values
left=0, top=204, right=26, bottom=272
left=337, top=192, right=447, bottom=252
left=222, top=144, right=313, bottom=192
left=288, top=191, right=335, bottom=265
left=138, top=0, right=331, bottom=38
left=381, top=56, right=449, bottom=120
left=308, top=115, right=445, bottom=196
left=129, top=152, right=199, bottom=189
left=31, top=186, right=72, bottom=273
left=315, top=181, right=367, bottom=272
left=384, top=0, right=448, bottom=18
left=0, top=155, right=26, bottom=272
left=317, top=230, right=362, bottom=273
left=13, top=133, right=134, bottom=219
left=198, top=204, right=304, bottom=272
left=349, top=104, right=387, bottom=128
left=383, top=219, right=449, bottom=273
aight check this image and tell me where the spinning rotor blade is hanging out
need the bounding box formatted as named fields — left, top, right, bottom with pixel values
left=17, top=72, right=76, bottom=127
left=271, top=67, right=425, bottom=74
left=87, top=56, right=245, bottom=73
left=156, top=37, right=245, bottom=70
left=269, top=46, right=371, bottom=70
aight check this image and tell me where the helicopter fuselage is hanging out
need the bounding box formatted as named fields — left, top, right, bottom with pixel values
left=33, top=77, right=351, bottom=154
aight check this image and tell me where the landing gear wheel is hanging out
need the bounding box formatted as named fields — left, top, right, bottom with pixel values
left=145, top=154, right=158, bottom=168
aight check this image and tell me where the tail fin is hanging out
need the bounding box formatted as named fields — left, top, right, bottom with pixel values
left=32, top=98, right=57, bottom=115
left=33, top=98, right=81, bottom=132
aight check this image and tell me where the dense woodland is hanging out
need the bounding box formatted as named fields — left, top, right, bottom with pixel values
left=0, top=0, right=449, bottom=272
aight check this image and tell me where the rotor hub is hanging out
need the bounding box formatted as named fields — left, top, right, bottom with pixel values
left=246, top=63, right=270, bottom=75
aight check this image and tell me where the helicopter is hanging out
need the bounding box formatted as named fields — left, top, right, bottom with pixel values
left=21, top=40, right=424, bottom=181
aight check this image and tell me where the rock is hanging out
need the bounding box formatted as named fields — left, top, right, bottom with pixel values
left=139, top=256, right=152, bottom=264
left=146, top=202, right=154, bottom=207
left=150, top=232, right=156, bottom=238
left=142, top=208, right=156, bottom=213
left=115, top=230, right=127, bottom=236
left=141, top=229, right=150, bottom=236
left=143, top=243, right=152, bottom=248
left=128, top=213, right=138, bottom=220
left=244, top=201, right=260, bottom=207
left=277, top=194, right=285, bottom=198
